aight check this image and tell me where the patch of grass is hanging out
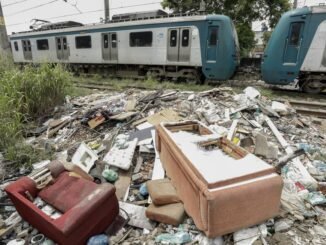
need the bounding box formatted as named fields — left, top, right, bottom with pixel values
left=0, top=64, right=73, bottom=119
left=70, top=86, right=95, bottom=97
left=0, top=57, right=74, bottom=167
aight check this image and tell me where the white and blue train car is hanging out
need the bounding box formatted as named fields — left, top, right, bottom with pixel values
left=262, top=6, right=326, bottom=93
left=10, top=15, right=239, bottom=81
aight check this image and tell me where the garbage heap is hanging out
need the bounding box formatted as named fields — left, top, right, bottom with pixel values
left=0, top=86, right=325, bottom=245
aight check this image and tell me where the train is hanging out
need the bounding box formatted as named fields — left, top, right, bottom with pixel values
left=262, top=5, right=326, bottom=93
left=8, top=6, right=326, bottom=93
left=9, top=12, right=240, bottom=82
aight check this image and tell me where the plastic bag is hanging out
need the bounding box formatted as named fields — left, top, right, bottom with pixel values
left=155, top=231, right=191, bottom=244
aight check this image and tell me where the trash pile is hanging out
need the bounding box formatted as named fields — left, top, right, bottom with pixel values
left=0, top=86, right=325, bottom=244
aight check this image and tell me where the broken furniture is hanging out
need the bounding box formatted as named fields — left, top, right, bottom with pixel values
left=5, top=161, right=119, bottom=245
left=155, top=121, right=283, bottom=237
left=146, top=178, right=185, bottom=225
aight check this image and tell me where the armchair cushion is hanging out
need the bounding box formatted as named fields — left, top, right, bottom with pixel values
left=39, top=172, right=98, bottom=213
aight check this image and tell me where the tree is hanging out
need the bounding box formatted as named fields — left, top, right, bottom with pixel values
left=162, top=0, right=290, bottom=57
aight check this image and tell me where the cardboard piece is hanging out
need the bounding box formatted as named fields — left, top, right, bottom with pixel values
left=133, top=109, right=181, bottom=126
left=88, top=115, right=105, bottom=129
left=119, top=202, right=154, bottom=230
left=114, top=172, right=131, bottom=201
left=125, top=99, right=137, bottom=111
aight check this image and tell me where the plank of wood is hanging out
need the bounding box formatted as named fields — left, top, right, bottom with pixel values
left=227, top=120, right=239, bottom=141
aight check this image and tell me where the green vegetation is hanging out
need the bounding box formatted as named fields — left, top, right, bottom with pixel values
left=0, top=56, right=73, bottom=167
left=162, top=0, right=291, bottom=57
left=75, top=76, right=214, bottom=92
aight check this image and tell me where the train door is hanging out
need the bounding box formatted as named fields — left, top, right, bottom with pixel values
left=283, top=22, right=304, bottom=64
left=56, top=36, right=69, bottom=60
left=167, top=28, right=191, bottom=62
left=22, top=40, right=32, bottom=60
left=322, top=42, right=326, bottom=67
left=206, top=26, right=219, bottom=62
left=102, top=33, right=118, bottom=61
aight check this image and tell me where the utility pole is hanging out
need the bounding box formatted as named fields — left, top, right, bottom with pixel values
left=0, top=1, right=11, bottom=56
left=104, top=0, right=110, bottom=23
left=293, top=0, right=298, bottom=9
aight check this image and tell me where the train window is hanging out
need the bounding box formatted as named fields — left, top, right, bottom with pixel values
left=14, top=41, right=19, bottom=51
left=27, top=40, right=31, bottom=51
left=323, top=43, right=326, bottom=67
left=76, top=36, right=92, bottom=49
left=130, top=32, right=152, bottom=47
left=57, top=39, right=61, bottom=50
left=289, top=22, right=303, bottom=46
left=37, top=39, right=49, bottom=50
left=170, top=30, right=177, bottom=47
left=112, top=33, right=117, bottom=48
left=182, top=29, right=189, bottom=47
left=103, top=34, right=109, bottom=48
left=63, top=37, right=67, bottom=50
left=22, top=40, right=26, bottom=51
left=209, top=27, right=218, bottom=46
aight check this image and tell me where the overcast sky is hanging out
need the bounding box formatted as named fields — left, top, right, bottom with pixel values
left=1, top=0, right=325, bottom=34
left=2, top=0, right=164, bottom=34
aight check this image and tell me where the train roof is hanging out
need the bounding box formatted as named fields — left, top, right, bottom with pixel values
left=10, top=14, right=231, bottom=40
left=311, top=5, right=326, bottom=13
left=285, top=5, right=326, bottom=17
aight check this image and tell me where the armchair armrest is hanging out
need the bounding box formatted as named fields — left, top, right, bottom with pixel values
left=5, top=177, right=39, bottom=199
left=5, top=177, right=57, bottom=227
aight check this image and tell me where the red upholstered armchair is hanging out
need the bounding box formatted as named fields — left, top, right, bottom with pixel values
left=5, top=161, right=119, bottom=245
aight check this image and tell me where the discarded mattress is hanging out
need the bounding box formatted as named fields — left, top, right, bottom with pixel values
left=155, top=121, right=283, bottom=237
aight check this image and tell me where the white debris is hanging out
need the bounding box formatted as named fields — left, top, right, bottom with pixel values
left=72, top=142, right=98, bottom=173
left=244, top=87, right=261, bottom=99
left=233, top=224, right=267, bottom=245
left=103, top=135, right=138, bottom=170
left=272, top=101, right=289, bottom=114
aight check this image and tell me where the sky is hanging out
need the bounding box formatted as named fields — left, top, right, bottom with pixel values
left=1, top=0, right=164, bottom=34
left=251, top=0, right=326, bottom=31
left=1, top=0, right=326, bottom=35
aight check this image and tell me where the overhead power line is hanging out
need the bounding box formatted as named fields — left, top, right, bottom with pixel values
left=7, top=1, right=163, bottom=25
left=3, top=0, right=29, bottom=7
left=7, top=0, right=59, bottom=17
left=2, top=0, right=29, bottom=8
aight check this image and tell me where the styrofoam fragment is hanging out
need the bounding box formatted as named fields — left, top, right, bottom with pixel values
left=103, top=137, right=138, bottom=170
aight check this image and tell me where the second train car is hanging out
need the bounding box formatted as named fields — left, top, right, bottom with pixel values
left=262, top=6, right=326, bottom=93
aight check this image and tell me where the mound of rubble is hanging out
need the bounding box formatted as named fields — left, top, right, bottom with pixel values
left=0, top=86, right=325, bottom=245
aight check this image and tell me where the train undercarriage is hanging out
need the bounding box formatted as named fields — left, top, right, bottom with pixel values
left=69, top=64, right=205, bottom=83
left=298, top=72, right=326, bottom=94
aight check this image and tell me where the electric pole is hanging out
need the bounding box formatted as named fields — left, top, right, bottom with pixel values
left=0, top=1, right=11, bottom=56
left=293, top=0, right=298, bottom=9
left=104, top=0, right=110, bottom=23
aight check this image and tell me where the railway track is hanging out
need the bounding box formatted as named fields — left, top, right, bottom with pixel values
left=73, top=80, right=149, bottom=91
left=278, top=99, right=326, bottom=118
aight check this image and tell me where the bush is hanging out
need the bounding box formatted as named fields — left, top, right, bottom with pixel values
left=0, top=63, right=73, bottom=119
left=0, top=57, right=73, bottom=166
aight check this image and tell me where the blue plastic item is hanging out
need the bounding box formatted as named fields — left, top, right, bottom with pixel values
left=87, top=234, right=109, bottom=245
left=139, top=183, right=149, bottom=197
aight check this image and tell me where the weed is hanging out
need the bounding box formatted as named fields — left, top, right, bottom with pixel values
left=0, top=57, right=73, bottom=167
